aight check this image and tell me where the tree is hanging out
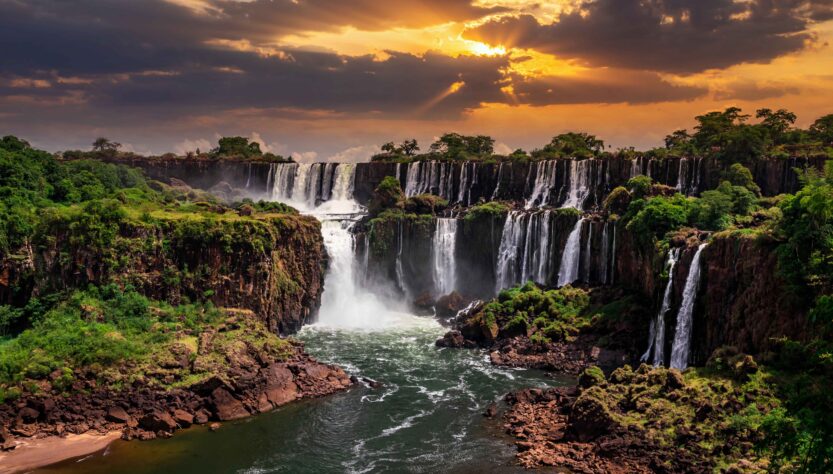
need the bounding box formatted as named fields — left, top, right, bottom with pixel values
left=664, top=129, right=691, bottom=150
left=381, top=142, right=396, bottom=153
left=721, top=163, right=761, bottom=196
left=429, top=133, right=494, bottom=159
left=215, top=136, right=262, bottom=158
left=401, top=139, right=419, bottom=156
left=537, top=132, right=605, bottom=158
left=692, top=107, right=749, bottom=151
left=756, top=108, right=797, bottom=143
left=809, top=114, right=833, bottom=147
left=91, top=137, right=122, bottom=155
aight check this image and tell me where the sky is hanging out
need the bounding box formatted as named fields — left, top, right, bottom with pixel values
left=1, top=0, right=833, bottom=161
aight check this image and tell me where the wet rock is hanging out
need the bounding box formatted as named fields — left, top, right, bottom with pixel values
left=209, top=423, right=221, bottom=432
left=106, top=406, right=131, bottom=424
left=172, top=409, right=194, bottom=428
left=139, top=411, right=177, bottom=433
left=483, top=403, right=498, bottom=418
left=435, top=330, right=466, bottom=348
left=210, top=388, right=249, bottom=421
left=18, top=407, right=40, bottom=424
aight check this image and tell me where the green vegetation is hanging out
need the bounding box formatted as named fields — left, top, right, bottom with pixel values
left=0, top=285, right=290, bottom=401
left=0, top=136, right=305, bottom=401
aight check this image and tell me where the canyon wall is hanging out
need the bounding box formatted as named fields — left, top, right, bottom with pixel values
left=0, top=213, right=326, bottom=334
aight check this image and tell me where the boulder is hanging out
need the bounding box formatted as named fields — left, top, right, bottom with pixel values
left=18, top=407, right=40, bottom=424
left=172, top=409, right=194, bottom=428
left=568, top=387, right=617, bottom=442
left=139, top=411, right=177, bottom=433
left=210, top=388, right=249, bottom=421
left=105, top=406, right=131, bottom=424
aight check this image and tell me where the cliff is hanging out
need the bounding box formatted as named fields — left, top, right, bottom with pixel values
left=101, top=155, right=827, bottom=210
left=1, top=210, right=326, bottom=335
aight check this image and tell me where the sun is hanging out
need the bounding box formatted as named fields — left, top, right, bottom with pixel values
left=465, top=40, right=507, bottom=56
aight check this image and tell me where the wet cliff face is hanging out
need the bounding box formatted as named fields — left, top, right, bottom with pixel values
left=1, top=214, right=326, bottom=335
left=693, top=234, right=810, bottom=362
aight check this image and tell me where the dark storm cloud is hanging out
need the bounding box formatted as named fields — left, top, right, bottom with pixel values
left=509, top=70, right=708, bottom=105
left=0, top=0, right=508, bottom=118
left=466, top=0, right=833, bottom=74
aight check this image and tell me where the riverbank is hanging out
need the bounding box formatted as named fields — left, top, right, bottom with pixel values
left=0, top=309, right=352, bottom=466
left=0, top=432, right=122, bottom=474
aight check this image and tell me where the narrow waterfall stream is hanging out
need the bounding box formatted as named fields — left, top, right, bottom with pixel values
left=432, top=218, right=458, bottom=296
left=670, top=244, right=708, bottom=370
left=557, top=218, right=584, bottom=287
left=641, top=248, right=681, bottom=366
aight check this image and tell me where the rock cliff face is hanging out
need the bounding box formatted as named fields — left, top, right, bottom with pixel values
left=101, top=154, right=826, bottom=210
left=0, top=213, right=326, bottom=335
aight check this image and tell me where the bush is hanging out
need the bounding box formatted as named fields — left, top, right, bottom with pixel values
left=404, top=194, right=448, bottom=215
left=368, top=176, right=405, bottom=216
left=625, top=194, right=691, bottom=243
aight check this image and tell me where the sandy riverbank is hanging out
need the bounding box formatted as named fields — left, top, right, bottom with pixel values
left=0, top=431, right=122, bottom=474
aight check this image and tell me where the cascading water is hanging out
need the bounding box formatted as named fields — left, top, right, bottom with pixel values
left=641, top=248, right=681, bottom=366
left=583, top=220, right=593, bottom=283
left=494, top=210, right=555, bottom=292
left=432, top=218, right=458, bottom=296
left=557, top=218, right=584, bottom=287
left=563, top=160, right=589, bottom=209
left=670, top=243, right=708, bottom=370
left=495, top=211, right=526, bottom=292
left=525, top=160, right=558, bottom=209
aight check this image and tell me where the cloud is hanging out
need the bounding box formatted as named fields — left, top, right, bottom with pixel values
left=712, top=81, right=801, bottom=101
left=325, top=144, right=380, bottom=163
left=508, top=70, right=708, bottom=105
left=173, top=138, right=212, bottom=155
left=466, top=0, right=831, bottom=74
left=291, top=151, right=319, bottom=162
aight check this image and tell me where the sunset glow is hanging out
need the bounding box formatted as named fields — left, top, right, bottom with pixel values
left=1, top=0, right=832, bottom=157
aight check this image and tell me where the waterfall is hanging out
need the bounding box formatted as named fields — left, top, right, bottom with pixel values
left=491, top=163, right=505, bottom=200
left=670, top=244, right=708, bottom=370
left=583, top=221, right=593, bottom=283
left=641, top=248, right=681, bottom=366
left=495, top=211, right=526, bottom=292
left=245, top=163, right=252, bottom=189
left=494, top=210, right=555, bottom=292
left=457, top=162, right=470, bottom=206
left=330, top=164, right=355, bottom=201
left=609, top=221, right=617, bottom=284
left=270, top=163, right=298, bottom=200
left=432, top=218, right=458, bottom=296
left=557, top=218, right=584, bottom=287
left=395, top=219, right=408, bottom=298
left=675, top=159, right=687, bottom=193
left=526, top=160, right=558, bottom=209
left=563, top=160, right=589, bottom=209
left=600, top=222, right=609, bottom=285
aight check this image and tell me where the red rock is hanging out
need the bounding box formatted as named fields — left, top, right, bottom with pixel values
left=139, top=411, right=177, bottom=432
left=210, top=388, right=249, bottom=421
left=106, top=406, right=131, bottom=424
left=172, top=409, right=194, bottom=428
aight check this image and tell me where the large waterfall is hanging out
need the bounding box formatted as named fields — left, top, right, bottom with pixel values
left=404, top=161, right=454, bottom=200
left=670, top=244, right=708, bottom=369
left=494, top=210, right=556, bottom=292
left=563, top=160, right=590, bottom=209
left=525, top=160, right=559, bottom=209
left=557, top=218, right=584, bottom=287
left=432, top=218, right=458, bottom=296
left=641, top=248, right=681, bottom=366
left=267, top=162, right=353, bottom=210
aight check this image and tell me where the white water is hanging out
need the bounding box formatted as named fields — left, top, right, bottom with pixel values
left=563, top=160, right=589, bottom=209
left=432, top=218, right=458, bottom=296
left=670, top=244, right=708, bottom=369
left=494, top=211, right=525, bottom=292
left=583, top=220, right=593, bottom=283
left=641, top=248, right=681, bottom=366
left=557, top=218, right=584, bottom=287
left=525, top=160, right=558, bottom=209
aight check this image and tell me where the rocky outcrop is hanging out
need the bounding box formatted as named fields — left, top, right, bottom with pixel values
left=100, top=155, right=276, bottom=196
left=0, top=213, right=326, bottom=335
left=501, top=364, right=771, bottom=472
left=0, top=310, right=352, bottom=449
